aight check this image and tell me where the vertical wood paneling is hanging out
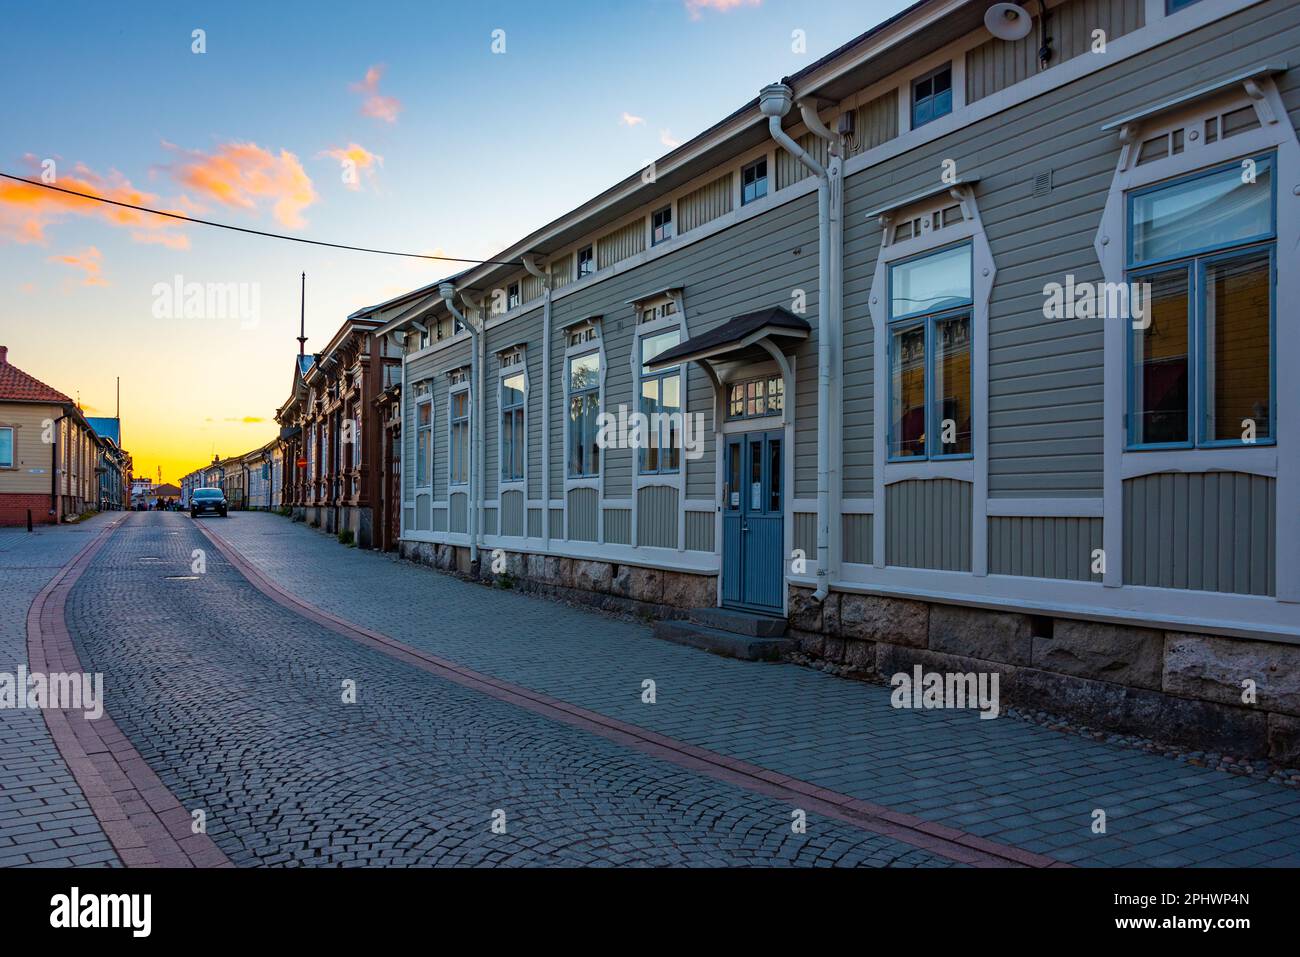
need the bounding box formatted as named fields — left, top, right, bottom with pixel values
left=1124, top=472, right=1275, bottom=596
left=793, top=512, right=816, bottom=559
left=636, top=485, right=679, bottom=549
left=527, top=507, right=543, bottom=539
left=449, top=492, right=468, bottom=533
left=966, top=0, right=1145, bottom=103
left=500, top=489, right=525, bottom=537
left=849, top=90, right=898, bottom=156
left=842, top=513, right=873, bottom=564
left=597, top=219, right=645, bottom=268
left=685, top=511, right=715, bottom=552
left=603, top=507, right=632, bottom=545
left=885, top=479, right=972, bottom=571
left=550, top=254, right=572, bottom=289
left=679, top=172, right=734, bottom=233
left=548, top=507, right=564, bottom=540
left=567, top=487, right=598, bottom=542
left=776, top=132, right=830, bottom=189
left=988, top=516, right=1102, bottom=580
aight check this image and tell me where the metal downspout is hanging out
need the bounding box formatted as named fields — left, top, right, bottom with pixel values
left=522, top=254, right=552, bottom=550
left=761, top=82, right=833, bottom=602
left=440, top=284, right=482, bottom=567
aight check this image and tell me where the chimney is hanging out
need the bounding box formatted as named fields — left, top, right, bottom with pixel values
left=0, top=345, right=8, bottom=364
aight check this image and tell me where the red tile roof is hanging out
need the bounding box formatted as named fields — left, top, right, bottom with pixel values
left=0, top=345, right=73, bottom=404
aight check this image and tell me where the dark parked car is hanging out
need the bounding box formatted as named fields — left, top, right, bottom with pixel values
left=190, top=488, right=229, bottom=518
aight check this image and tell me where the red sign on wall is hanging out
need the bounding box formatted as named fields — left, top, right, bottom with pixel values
left=296, top=459, right=307, bottom=468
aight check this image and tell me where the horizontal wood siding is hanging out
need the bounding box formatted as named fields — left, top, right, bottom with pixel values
left=1124, top=472, right=1276, bottom=596
left=988, top=516, right=1103, bottom=581
left=885, top=479, right=972, bottom=571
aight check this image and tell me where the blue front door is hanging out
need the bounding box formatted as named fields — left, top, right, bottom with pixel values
left=722, top=431, right=784, bottom=613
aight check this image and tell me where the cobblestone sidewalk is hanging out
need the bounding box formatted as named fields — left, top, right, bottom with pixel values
left=209, top=512, right=1300, bottom=867
left=0, top=521, right=119, bottom=868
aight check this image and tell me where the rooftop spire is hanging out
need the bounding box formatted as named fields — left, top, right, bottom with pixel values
left=297, top=271, right=307, bottom=357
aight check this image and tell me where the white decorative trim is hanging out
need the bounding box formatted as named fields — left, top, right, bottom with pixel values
left=1094, top=73, right=1299, bottom=602
left=869, top=189, right=993, bottom=576
left=825, top=562, right=1300, bottom=643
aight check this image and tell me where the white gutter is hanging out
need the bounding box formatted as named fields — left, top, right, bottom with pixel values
left=522, top=253, right=552, bottom=549
left=440, top=283, right=484, bottom=568
left=761, top=82, right=835, bottom=603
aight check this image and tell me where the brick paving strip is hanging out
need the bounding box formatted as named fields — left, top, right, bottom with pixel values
left=26, top=518, right=232, bottom=868
left=195, top=521, right=1065, bottom=869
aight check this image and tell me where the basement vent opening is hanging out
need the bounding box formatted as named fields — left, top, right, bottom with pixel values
left=1029, top=614, right=1055, bottom=640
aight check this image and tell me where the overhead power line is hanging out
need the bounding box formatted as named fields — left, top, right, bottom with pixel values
left=0, top=172, right=519, bottom=266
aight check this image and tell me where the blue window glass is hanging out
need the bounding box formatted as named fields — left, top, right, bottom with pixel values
left=741, top=158, right=768, bottom=205
left=911, top=64, right=952, bottom=129
left=1125, top=155, right=1276, bottom=450
left=887, top=242, right=973, bottom=460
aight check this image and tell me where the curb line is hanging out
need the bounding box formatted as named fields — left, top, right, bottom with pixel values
left=26, top=514, right=233, bottom=869
left=196, top=518, right=1066, bottom=869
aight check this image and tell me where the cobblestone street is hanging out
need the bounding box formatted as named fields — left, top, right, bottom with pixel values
left=6, top=510, right=1300, bottom=868
left=22, top=513, right=955, bottom=867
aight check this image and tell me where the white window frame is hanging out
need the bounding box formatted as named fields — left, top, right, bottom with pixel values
left=498, top=349, right=527, bottom=487
left=869, top=183, right=992, bottom=575
left=564, top=321, right=605, bottom=484
left=0, top=426, right=13, bottom=469
left=412, top=380, right=434, bottom=489
left=448, top=372, right=470, bottom=488
left=1093, top=71, right=1300, bottom=600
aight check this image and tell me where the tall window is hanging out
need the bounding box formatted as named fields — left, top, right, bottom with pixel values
left=741, top=158, right=768, bottom=205
left=500, top=372, right=525, bottom=482
left=652, top=206, right=673, bottom=246
left=888, top=241, right=973, bottom=459
left=507, top=282, right=521, bottom=310
left=1126, top=154, right=1275, bottom=448
left=577, top=245, right=595, bottom=278
left=0, top=426, right=12, bottom=468
left=911, top=63, right=952, bottom=129
left=413, top=381, right=432, bottom=486
left=568, top=352, right=601, bottom=477
left=639, top=330, right=681, bottom=474
left=449, top=389, right=470, bottom=485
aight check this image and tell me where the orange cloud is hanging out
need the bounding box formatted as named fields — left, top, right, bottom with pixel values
left=164, top=141, right=319, bottom=228
left=0, top=159, right=189, bottom=248
left=685, top=0, right=760, bottom=19
left=619, top=112, right=646, bottom=127
left=660, top=129, right=681, bottom=148
left=351, top=65, right=402, bottom=124
left=48, top=246, right=107, bottom=286
left=318, top=143, right=383, bottom=191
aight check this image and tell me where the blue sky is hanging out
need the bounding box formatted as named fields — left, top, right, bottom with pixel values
left=0, top=0, right=912, bottom=480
